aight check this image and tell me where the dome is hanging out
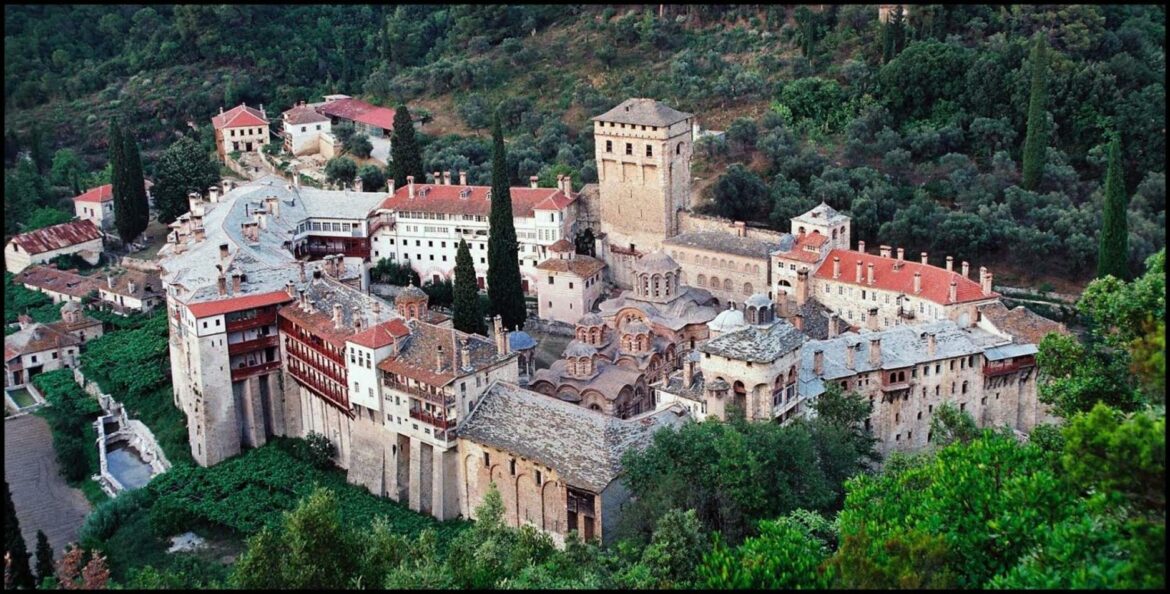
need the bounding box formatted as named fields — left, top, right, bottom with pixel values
left=745, top=293, right=772, bottom=308
left=578, top=313, right=604, bottom=326
left=548, top=238, right=574, bottom=253
left=708, top=308, right=746, bottom=332
left=61, top=301, right=82, bottom=313
left=398, top=283, right=427, bottom=301
left=508, top=331, right=537, bottom=351
left=562, top=340, right=598, bottom=358
left=624, top=319, right=650, bottom=334
left=634, top=250, right=679, bottom=274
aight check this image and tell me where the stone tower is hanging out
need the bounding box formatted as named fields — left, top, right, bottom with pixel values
left=593, top=98, right=694, bottom=256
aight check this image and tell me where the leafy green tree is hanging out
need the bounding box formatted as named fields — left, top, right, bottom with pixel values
left=696, top=514, right=832, bottom=589
left=34, top=531, right=53, bottom=586
left=389, top=105, right=425, bottom=188
left=710, top=164, right=770, bottom=222
left=324, top=157, right=357, bottom=188
left=356, top=164, right=385, bottom=192
left=1096, top=134, right=1129, bottom=280
left=1021, top=34, right=1051, bottom=191
left=452, top=239, right=484, bottom=335
left=639, top=508, right=707, bottom=588
left=49, top=149, right=87, bottom=195
left=928, top=402, right=980, bottom=447
left=456, top=93, right=493, bottom=133
left=344, top=133, right=373, bottom=159
left=371, top=258, right=420, bottom=286
left=332, top=122, right=356, bottom=146
left=24, top=208, right=73, bottom=231
left=153, top=136, right=220, bottom=224
left=486, top=116, right=527, bottom=331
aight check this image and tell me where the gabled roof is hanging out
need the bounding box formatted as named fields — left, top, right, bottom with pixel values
left=377, top=319, right=507, bottom=387
left=317, top=98, right=396, bottom=131
left=102, top=269, right=162, bottom=299
left=701, top=320, right=807, bottom=363
left=593, top=98, right=693, bottom=127
left=186, top=290, right=293, bottom=319
left=348, top=318, right=411, bottom=349
left=977, top=301, right=1068, bottom=344
left=211, top=103, right=269, bottom=129
left=663, top=231, right=782, bottom=260
left=72, top=180, right=153, bottom=204
left=14, top=266, right=101, bottom=298
left=814, top=249, right=997, bottom=305
left=282, top=104, right=330, bottom=126
left=7, top=220, right=102, bottom=255
left=378, top=184, right=574, bottom=218
left=535, top=254, right=606, bottom=278
left=5, top=323, right=80, bottom=362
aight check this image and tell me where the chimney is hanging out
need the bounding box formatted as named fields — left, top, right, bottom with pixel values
left=855, top=260, right=863, bottom=283
left=867, top=307, right=879, bottom=331
left=828, top=313, right=838, bottom=338
left=107, top=275, right=115, bottom=289
left=333, top=303, right=344, bottom=330
left=231, top=270, right=241, bottom=294
left=195, top=227, right=207, bottom=242
left=387, top=179, right=395, bottom=195
left=493, top=315, right=508, bottom=355
left=920, top=252, right=928, bottom=265
left=259, top=103, right=265, bottom=119
left=858, top=240, right=866, bottom=253
left=353, top=307, right=365, bottom=332
left=927, top=332, right=937, bottom=357
left=269, top=196, right=280, bottom=217
left=217, top=274, right=227, bottom=296
left=880, top=245, right=892, bottom=258
left=832, top=256, right=841, bottom=279
left=408, top=175, right=416, bottom=198
left=219, top=106, right=224, bottom=115
left=292, top=167, right=299, bottom=188
left=219, top=243, right=230, bottom=262
left=298, top=289, right=308, bottom=312
left=982, top=270, right=994, bottom=295
left=796, top=268, right=809, bottom=306
left=814, top=349, right=824, bottom=376
left=432, top=171, right=441, bottom=185
left=793, top=313, right=804, bottom=331
left=868, top=337, right=881, bottom=367
left=946, top=256, right=954, bottom=272
left=734, top=221, right=747, bottom=238
left=435, top=344, right=445, bottom=373
left=128, top=281, right=137, bottom=295
left=529, top=175, right=539, bottom=189
left=897, top=247, right=904, bottom=261
left=459, top=171, right=467, bottom=186
left=460, top=339, right=471, bottom=371
left=776, top=290, right=788, bottom=317
left=962, top=261, right=970, bottom=278
left=867, top=262, right=875, bottom=285
left=286, top=281, right=296, bottom=298
left=913, top=271, right=922, bottom=294
left=948, top=279, right=958, bottom=303
left=188, top=192, right=201, bottom=214
left=845, top=343, right=855, bottom=370
left=682, top=356, right=694, bottom=387
left=372, top=300, right=382, bottom=317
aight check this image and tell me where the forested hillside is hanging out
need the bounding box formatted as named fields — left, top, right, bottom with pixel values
left=4, top=5, right=1165, bottom=287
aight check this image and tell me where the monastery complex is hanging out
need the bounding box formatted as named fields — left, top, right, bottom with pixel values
left=156, top=98, right=1063, bottom=544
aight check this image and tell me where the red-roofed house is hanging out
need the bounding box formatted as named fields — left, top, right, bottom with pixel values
left=5, top=220, right=104, bottom=274
left=370, top=174, right=578, bottom=293
left=72, top=181, right=154, bottom=231
left=317, top=97, right=396, bottom=138
left=212, top=103, right=271, bottom=161
left=281, top=102, right=333, bottom=155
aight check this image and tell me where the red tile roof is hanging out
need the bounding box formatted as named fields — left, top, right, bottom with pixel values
left=278, top=303, right=360, bottom=348
left=14, top=266, right=101, bottom=298
left=72, top=180, right=153, bottom=203
left=7, top=220, right=102, bottom=255
left=186, top=290, right=293, bottom=318
left=813, top=249, right=997, bottom=305
left=548, top=238, right=574, bottom=252
left=777, top=231, right=829, bottom=263
left=318, top=98, right=396, bottom=131
left=211, top=104, right=269, bottom=130
left=535, top=255, right=606, bottom=277
left=379, top=184, right=574, bottom=218
left=349, top=318, right=411, bottom=349
left=282, top=104, right=331, bottom=126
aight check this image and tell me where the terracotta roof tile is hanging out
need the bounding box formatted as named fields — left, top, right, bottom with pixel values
left=72, top=180, right=152, bottom=203
left=378, top=184, right=574, bottom=218
left=977, top=302, right=1068, bottom=344
left=814, top=249, right=996, bottom=305
left=535, top=255, right=606, bottom=277
left=348, top=318, right=411, bottom=349
left=318, top=98, right=396, bottom=130
left=211, top=104, right=269, bottom=129
left=14, top=266, right=101, bottom=298
left=376, top=320, right=504, bottom=387
left=8, top=220, right=102, bottom=255
left=282, top=104, right=331, bottom=125
left=187, top=290, right=293, bottom=318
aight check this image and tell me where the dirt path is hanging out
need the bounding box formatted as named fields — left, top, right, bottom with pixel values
left=4, top=414, right=93, bottom=560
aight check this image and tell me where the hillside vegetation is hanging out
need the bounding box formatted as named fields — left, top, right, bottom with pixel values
left=4, top=5, right=1165, bottom=288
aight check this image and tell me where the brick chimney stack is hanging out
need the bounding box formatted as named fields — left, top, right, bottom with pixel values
left=297, top=260, right=306, bottom=282
left=107, top=275, right=115, bottom=289
left=868, top=337, right=881, bottom=367
left=353, top=307, right=365, bottom=332
left=793, top=313, right=803, bottom=331
left=868, top=307, right=879, bottom=331
left=795, top=268, right=809, bottom=306
left=387, top=179, right=395, bottom=195
left=948, top=279, right=958, bottom=303
left=333, top=303, right=344, bottom=330
left=443, top=171, right=452, bottom=185
left=435, top=344, right=445, bottom=373
left=880, top=245, right=892, bottom=258
left=682, top=355, right=694, bottom=387
left=828, top=313, right=838, bottom=338
left=493, top=315, right=508, bottom=355
left=286, top=281, right=296, bottom=298
left=432, top=171, right=441, bottom=185
left=845, top=342, right=855, bottom=370
left=529, top=176, right=539, bottom=188
left=217, top=274, right=227, bottom=296
left=219, top=243, right=230, bottom=262
left=460, top=338, right=471, bottom=371
left=897, top=247, right=904, bottom=261
left=814, top=349, right=824, bottom=375
left=734, top=221, right=747, bottom=238
left=982, top=269, right=994, bottom=295
left=927, top=332, right=937, bottom=357
left=299, top=289, right=309, bottom=312
left=231, top=270, right=241, bottom=294
left=832, top=256, right=841, bottom=279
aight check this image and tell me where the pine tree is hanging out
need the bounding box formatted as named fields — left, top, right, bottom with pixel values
left=452, top=239, right=485, bottom=335
left=1021, top=34, right=1050, bottom=191
left=122, top=133, right=150, bottom=240
left=3, top=480, right=34, bottom=589
left=389, top=105, right=424, bottom=188
left=1096, top=134, right=1129, bottom=280
left=110, top=117, right=137, bottom=244
left=486, top=117, right=528, bottom=331
left=34, top=531, right=53, bottom=586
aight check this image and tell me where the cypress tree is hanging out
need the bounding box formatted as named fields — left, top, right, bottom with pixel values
left=1096, top=134, right=1129, bottom=280
left=3, top=480, right=34, bottom=589
left=1021, top=34, right=1050, bottom=191
left=486, top=116, right=528, bottom=331
left=34, top=531, right=53, bottom=586
left=452, top=239, right=485, bottom=335
left=122, top=133, right=150, bottom=240
left=389, top=105, right=424, bottom=188
left=110, top=118, right=136, bottom=244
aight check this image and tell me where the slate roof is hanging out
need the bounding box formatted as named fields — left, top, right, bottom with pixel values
left=212, top=104, right=268, bottom=129
left=701, top=320, right=807, bottom=363
left=634, top=250, right=679, bottom=274
left=102, top=269, right=162, bottom=300
left=598, top=286, right=719, bottom=332
left=377, top=319, right=510, bottom=387
left=792, top=202, right=850, bottom=226
left=535, top=254, right=606, bottom=277
left=977, top=301, right=1068, bottom=344
left=593, top=98, right=693, bottom=127
left=664, top=231, right=782, bottom=259
left=282, top=104, right=331, bottom=125
left=814, top=249, right=996, bottom=305
left=14, top=266, right=101, bottom=299
left=458, top=381, right=689, bottom=492
left=379, top=184, right=574, bottom=218
left=4, top=323, right=80, bottom=362
left=508, top=331, right=537, bottom=351
left=7, top=221, right=102, bottom=255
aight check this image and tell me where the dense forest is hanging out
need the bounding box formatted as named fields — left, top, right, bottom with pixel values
left=3, top=4, right=1165, bottom=285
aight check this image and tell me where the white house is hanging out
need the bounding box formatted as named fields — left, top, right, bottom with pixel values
left=5, top=220, right=104, bottom=274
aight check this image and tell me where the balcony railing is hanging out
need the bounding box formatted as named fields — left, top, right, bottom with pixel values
left=409, top=408, right=454, bottom=430
left=880, top=381, right=911, bottom=393
left=226, top=310, right=277, bottom=333
left=230, top=360, right=281, bottom=381
left=288, top=362, right=349, bottom=410
left=285, top=339, right=347, bottom=384
left=983, top=360, right=1033, bottom=377
left=227, top=334, right=280, bottom=355
left=282, top=331, right=346, bottom=366
left=383, top=378, right=454, bottom=406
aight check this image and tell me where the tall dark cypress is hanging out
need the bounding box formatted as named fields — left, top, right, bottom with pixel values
left=486, top=117, right=527, bottom=331
left=33, top=531, right=53, bottom=586
left=3, top=479, right=34, bottom=589
left=1096, top=135, right=1129, bottom=280
left=1021, top=34, right=1050, bottom=191
left=109, top=118, right=136, bottom=244
left=122, top=133, right=150, bottom=240
left=389, top=105, right=425, bottom=188
left=452, top=239, right=485, bottom=335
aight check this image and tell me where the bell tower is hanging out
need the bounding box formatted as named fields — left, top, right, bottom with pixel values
left=593, top=98, right=693, bottom=256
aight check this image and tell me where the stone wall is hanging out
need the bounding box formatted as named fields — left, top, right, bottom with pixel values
left=677, top=211, right=788, bottom=243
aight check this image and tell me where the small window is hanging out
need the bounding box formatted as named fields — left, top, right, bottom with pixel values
left=509, top=459, right=516, bottom=476
left=605, top=140, right=612, bottom=153
left=536, top=470, right=542, bottom=485
left=625, top=143, right=633, bottom=155
left=645, top=145, right=653, bottom=157
left=548, top=276, right=554, bottom=284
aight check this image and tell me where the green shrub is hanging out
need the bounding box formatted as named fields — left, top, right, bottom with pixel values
left=80, top=487, right=153, bottom=547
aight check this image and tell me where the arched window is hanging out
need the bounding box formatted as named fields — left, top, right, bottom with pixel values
left=710, top=276, right=720, bottom=289
left=676, top=142, right=683, bottom=155
left=832, top=228, right=837, bottom=239
left=961, top=380, right=969, bottom=394
left=697, top=274, right=706, bottom=286
left=743, top=282, right=753, bottom=295
left=890, top=372, right=897, bottom=383
left=723, top=278, right=732, bottom=291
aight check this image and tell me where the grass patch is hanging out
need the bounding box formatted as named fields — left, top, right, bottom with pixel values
left=9, top=388, right=36, bottom=408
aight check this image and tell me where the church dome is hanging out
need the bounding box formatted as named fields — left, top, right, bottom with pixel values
left=708, top=308, right=746, bottom=333
left=398, top=282, right=427, bottom=302
left=624, top=319, right=650, bottom=335
left=508, top=331, right=537, bottom=351
left=578, top=312, right=604, bottom=326
left=634, top=250, right=679, bottom=275
left=563, top=340, right=598, bottom=358
left=745, top=293, right=772, bottom=308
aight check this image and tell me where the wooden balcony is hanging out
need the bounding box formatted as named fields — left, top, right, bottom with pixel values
left=880, top=381, right=911, bottom=393
left=289, top=362, right=350, bottom=412
left=983, top=359, right=1034, bottom=377
left=282, top=331, right=346, bottom=366
left=226, top=310, right=277, bottom=333
left=285, top=339, right=347, bottom=384
left=383, top=377, right=453, bottom=407
left=230, top=360, right=281, bottom=381
left=227, top=334, right=280, bottom=355
left=409, top=408, right=453, bottom=430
